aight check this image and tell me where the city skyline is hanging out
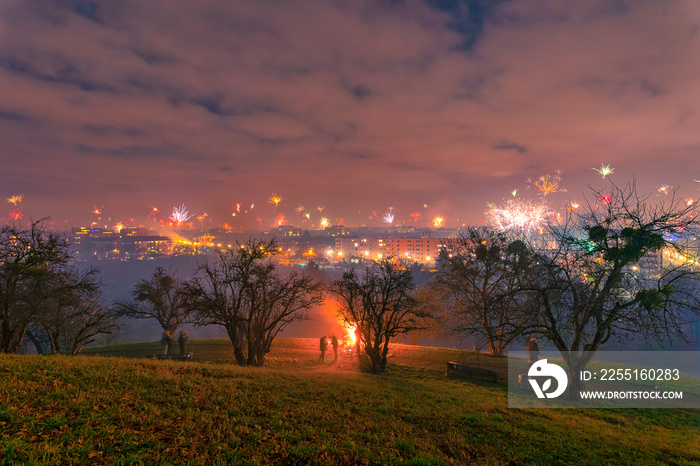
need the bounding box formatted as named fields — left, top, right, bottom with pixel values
left=2, top=1, right=700, bottom=228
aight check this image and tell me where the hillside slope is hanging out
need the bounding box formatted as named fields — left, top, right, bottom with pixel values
left=1, top=339, right=698, bottom=464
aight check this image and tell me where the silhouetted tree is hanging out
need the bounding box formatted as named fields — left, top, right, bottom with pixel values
left=524, top=179, right=700, bottom=398
left=28, top=266, right=117, bottom=355
left=183, top=238, right=323, bottom=367
left=0, top=220, right=72, bottom=353
left=433, top=228, right=535, bottom=356
left=114, top=266, right=189, bottom=335
left=330, top=259, right=430, bottom=373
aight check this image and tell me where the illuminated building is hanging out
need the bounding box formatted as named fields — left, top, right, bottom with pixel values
left=333, top=237, right=450, bottom=263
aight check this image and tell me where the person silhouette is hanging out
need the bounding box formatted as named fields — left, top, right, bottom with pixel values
left=178, top=330, right=189, bottom=356
left=331, top=334, right=339, bottom=361
left=319, top=335, right=328, bottom=362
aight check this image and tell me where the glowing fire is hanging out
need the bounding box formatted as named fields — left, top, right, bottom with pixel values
left=345, top=324, right=357, bottom=347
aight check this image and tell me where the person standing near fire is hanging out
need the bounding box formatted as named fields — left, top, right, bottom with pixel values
left=331, top=333, right=339, bottom=361
left=319, top=335, right=328, bottom=362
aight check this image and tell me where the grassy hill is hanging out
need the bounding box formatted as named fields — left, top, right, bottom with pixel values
left=1, top=339, right=698, bottom=465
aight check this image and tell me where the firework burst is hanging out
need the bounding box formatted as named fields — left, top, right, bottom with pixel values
left=383, top=211, right=394, bottom=225
left=268, top=194, right=282, bottom=207
left=533, top=172, right=564, bottom=196
left=169, top=204, right=194, bottom=225
left=433, top=216, right=444, bottom=228
left=7, top=195, right=23, bottom=205
left=593, top=164, right=614, bottom=178
left=274, top=214, right=286, bottom=227
left=486, top=198, right=547, bottom=232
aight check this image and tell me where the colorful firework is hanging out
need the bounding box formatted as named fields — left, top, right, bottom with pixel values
left=320, top=217, right=330, bottom=228
left=7, top=195, right=23, bottom=205
left=274, top=214, right=286, bottom=226
left=533, top=172, right=562, bottom=196
left=598, top=194, right=613, bottom=204
left=317, top=205, right=325, bottom=213
left=686, top=198, right=695, bottom=206
left=295, top=204, right=305, bottom=214
left=383, top=211, right=394, bottom=225
left=92, top=205, right=103, bottom=215
left=411, top=212, right=421, bottom=221
left=593, top=164, right=614, bottom=178
left=235, top=203, right=241, bottom=213
left=568, top=202, right=580, bottom=211
left=9, top=209, right=22, bottom=220
left=486, top=198, right=548, bottom=232
left=511, top=189, right=518, bottom=197
left=657, top=184, right=670, bottom=195
left=197, top=213, right=208, bottom=223
left=268, top=194, right=282, bottom=207
left=113, top=222, right=125, bottom=233
left=433, top=216, right=444, bottom=228
left=304, top=212, right=311, bottom=220
left=169, top=204, right=194, bottom=225
left=146, top=207, right=159, bottom=223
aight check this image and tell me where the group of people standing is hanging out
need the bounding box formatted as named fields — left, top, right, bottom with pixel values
left=161, top=330, right=189, bottom=356
left=319, top=326, right=363, bottom=362
left=319, top=334, right=339, bottom=362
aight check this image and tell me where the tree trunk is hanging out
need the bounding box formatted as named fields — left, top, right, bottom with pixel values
left=26, top=330, right=46, bottom=355
left=255, top=344, right=265, bottom=367
left=226, top=323, right=247, bottom=366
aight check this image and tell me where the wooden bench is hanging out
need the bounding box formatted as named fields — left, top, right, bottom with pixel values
left=446, top=361, right=498, bottom=382
left=154, top=353, right=193, bottom=361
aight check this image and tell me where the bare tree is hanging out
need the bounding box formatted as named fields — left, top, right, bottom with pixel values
left=114, top=266, right=189, bottom=335
left=329, top=259, right=430, bottom=373
left=0, top=220, right=72, bottom=353
left=29, top=267, right=117, bottom=355
left=183, top=238, right=323, bottom=367
left=433, top=228, right=535, bottom=356
left=525, top=179, right=700, bottom=398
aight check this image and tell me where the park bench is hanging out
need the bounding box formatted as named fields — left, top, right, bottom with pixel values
left=446, top=361, right=498, bottom=382
left=154, top=353, right=193, bottom=361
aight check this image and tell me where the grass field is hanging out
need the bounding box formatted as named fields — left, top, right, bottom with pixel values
left=1, top=338, right=698, bottom=465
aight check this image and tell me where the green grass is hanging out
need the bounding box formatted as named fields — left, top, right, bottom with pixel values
left=0, top=339, right=698, bottom=465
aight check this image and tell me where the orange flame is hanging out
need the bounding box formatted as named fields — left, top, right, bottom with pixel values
left=345, top=324, right=357, bottom=347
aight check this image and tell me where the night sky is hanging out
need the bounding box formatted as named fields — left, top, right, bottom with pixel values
left=2, top=0, right=700, bottom=229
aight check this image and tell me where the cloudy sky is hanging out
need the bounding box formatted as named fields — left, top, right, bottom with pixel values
left=2, top=0, right=700, bottom=229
